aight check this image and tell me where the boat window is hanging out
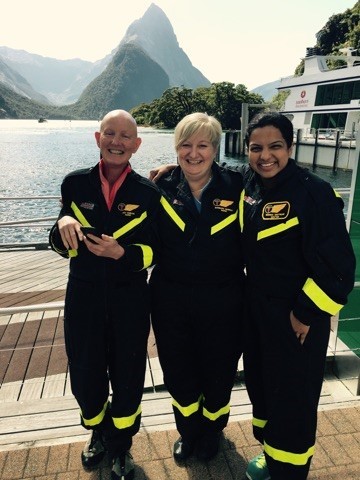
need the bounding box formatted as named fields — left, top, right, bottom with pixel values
left=315, top=80, right=360, bottom=106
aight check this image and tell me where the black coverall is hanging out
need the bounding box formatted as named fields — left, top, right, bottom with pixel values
left=49, top=164, right=160, bottom=459
left=150, top=163, right=245, bottom=442
left=240, top=159, right=356, bottom=480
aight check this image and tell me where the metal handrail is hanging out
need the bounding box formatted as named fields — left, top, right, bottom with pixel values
left=0, top=301, right=64, bottom=315
left=0, top=217, right=57, bottom=227
left=0, top=195, right=60, bottom=248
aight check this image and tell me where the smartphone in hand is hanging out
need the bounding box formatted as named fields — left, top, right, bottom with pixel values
left=80, top=226, right=102, bottom=243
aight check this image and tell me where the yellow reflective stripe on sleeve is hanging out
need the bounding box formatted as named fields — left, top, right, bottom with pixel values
left=302, top=278, right=343, bottom=315
left=334, top=188, right=341, bottom=198
left=112, top=404, right=142, bottom=430
left=81, top=401, right=108, bottom=427
left=252, top=417, right=267, bottom=428
left=203, top=403, right=230, bottom=421
left=239, top=190, right=245, bottom=232
left=257, top=217, right=299, bottom=241
left=68, top=249, right=78, bottom=257
left=211, top=212, right=238, bottom=235
left=133, top=244, right=153, bottom=269
left=160, top=196, right=185, bottom=231
left=172, top=396, right=201, bottom=417
left=264, top=440, right=315, bottom=466
left=71, top=201, right=91, bottom=226
left=113, top=211, right=147, bottom=239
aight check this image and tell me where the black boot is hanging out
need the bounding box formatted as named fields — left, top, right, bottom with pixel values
left=173, top=437, right=195, bottom=460
left=111, top=451, right=135, bottom=480
left=81, top=429, right=107, bottom=469
left=196, top=432, right=221, bottom=461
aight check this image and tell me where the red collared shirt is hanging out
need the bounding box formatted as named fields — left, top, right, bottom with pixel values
left=99, top=159, right=132, bottom=210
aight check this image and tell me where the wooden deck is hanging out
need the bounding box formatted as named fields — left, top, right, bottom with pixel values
left=0, top=247, right=359, bottom=451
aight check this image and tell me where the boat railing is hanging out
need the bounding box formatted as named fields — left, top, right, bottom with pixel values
left=0, top=195, right=59, bottom=249
left=297, top=127, right=357, bottom=143
left=0, top=190, right=352, bottom=247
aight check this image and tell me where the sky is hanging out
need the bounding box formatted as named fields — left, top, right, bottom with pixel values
left=1, top=0, right=357, bottom=90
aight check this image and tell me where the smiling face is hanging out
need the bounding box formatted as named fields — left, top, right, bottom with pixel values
left=177, top=129, right=217, bottom=183
left=248, top=125, right=293, bottom=179
left=94, top=110, right=141, bottom=174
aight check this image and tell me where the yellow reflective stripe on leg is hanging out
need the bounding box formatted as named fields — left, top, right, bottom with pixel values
left=211, top=212, right=238, bottom=235
left=113, top=212, right=147, bottom=239
left=252, top=417, right=267, bottom=428
left=81, top=401, right=108, bottom=427
left=264, top=440, right=315, bottom=466
left=203, top=402, right=230, bottom=421
left=172, top=395, right=201, bottom=417
left=112, top=404, right=142, bottom=430
left=133, top=244, right=153, bottom=269
left=302, top=278, right=343, bottom=315
left=160, top=196, right=185, bottom=231
left=71, top=201, right=91, bottom=226
left=257, top=217, right=299, bottom=240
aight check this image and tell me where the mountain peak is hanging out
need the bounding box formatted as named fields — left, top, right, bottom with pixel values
left=119, top=3, right=210, bottom=88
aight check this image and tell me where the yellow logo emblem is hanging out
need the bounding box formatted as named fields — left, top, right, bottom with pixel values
left=118, top=203, right=140, bottom=216
left=213, top=199, right=234, bottom=212
left=262, top=201, right=290, bottom=220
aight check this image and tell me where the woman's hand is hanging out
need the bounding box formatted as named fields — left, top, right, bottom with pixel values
left=290, top=310, right=310, bottom=345
left=149, top=164, right=177, bottom=182
left=58, top=216, right=83, bottom=250
left=83, top=234, right=125, bottom=260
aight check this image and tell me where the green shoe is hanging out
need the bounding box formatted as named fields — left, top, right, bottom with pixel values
left=246, top=452, right=270, bottom=480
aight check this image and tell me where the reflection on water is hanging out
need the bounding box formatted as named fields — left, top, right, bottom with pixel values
left=0, top=120, right=353, bottom=244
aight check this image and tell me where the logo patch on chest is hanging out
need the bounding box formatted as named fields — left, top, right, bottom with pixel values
left=262, top=201, right=290, bottom=220
left=118, top=203, right=139, bottom=216
left=80, top=202, right=95, bottom=210
left=213, top=199, right=234, bottom=212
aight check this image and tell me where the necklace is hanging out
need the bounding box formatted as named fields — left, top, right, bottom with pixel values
left=190, top=175, right=212, bottom=193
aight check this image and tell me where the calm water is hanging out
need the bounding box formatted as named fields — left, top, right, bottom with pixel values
left=0, top=119, right=353, bottom=244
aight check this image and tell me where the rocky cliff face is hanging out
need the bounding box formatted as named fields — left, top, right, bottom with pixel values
left=119, top=3, right=210, bottom=89
left=67, top=43, right=170, bottom=118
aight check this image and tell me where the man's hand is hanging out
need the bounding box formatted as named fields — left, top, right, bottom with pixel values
left=84, top=234, right=125, bottom=260
left=290, top=310, right=310, bottom=345
left=58, top=216, right=83, bottom=250
left=149, top=164, right=177, bottom=182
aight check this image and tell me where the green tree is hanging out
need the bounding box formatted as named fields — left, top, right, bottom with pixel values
left=154, top=87, right=194, bottom=128
left=205, top=82, right=263, bottom=129
left=270, top=90, right=291, bottom=111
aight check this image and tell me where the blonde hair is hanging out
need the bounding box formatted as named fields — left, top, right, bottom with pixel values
left=174, top=113, right=222, bottom=151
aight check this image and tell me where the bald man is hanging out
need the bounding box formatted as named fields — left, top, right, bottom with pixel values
left=49, top=110, right=160, bottom=480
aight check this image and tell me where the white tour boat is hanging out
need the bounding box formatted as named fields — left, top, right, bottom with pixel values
left=278, top=47, right=360, bottom=139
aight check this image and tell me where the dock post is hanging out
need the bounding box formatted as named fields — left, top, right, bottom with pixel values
left=294, top=129, right=301, bottom=163
left=333, top=130, right=341, bottom=172
left=312, top=129, right=319, bottom=168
